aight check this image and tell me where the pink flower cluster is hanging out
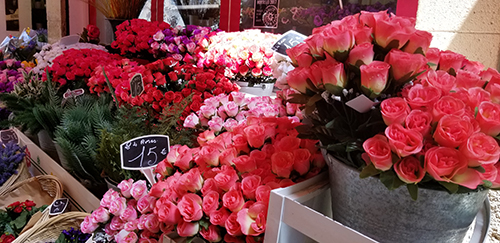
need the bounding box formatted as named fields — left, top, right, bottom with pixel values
left=183, top=91, right=301, bottom=132
left=363, top=50, right=500, bottom=190
left=152, top=116, right=325, bottom=242
left=81, top=179, right=162, bottom=243
left=199, top=30, right=279, bottom=80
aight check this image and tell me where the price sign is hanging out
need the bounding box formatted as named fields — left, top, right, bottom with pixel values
left=253, top=0, right=280, bottom=28
left=49, top=198, right=69, bottom=216
left=0, top=129, right=18, bottom=144
left=120, top=135, right=170, bottom=170
left=130, top=73, right=144, bottom=98
left=271, top=30, right=307, bottom=56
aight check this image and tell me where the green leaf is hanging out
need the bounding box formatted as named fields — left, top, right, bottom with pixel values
left=471, top=166, right=485, bottom=173
left=438, top=181, right=459, bottom=193
left=359, top=163, right=380, bottom=178
left=474, top=107, right=479, bottom=118
left=483, top=180, right=493, bottom=188
left=380, top=170, right=405, bottom=190
left=427, top=62, right=437, bottom=67
left=186, top=237, right=195, bottom=243
left=12, top=210, right=29, bottom=230
left=306, top=93, right=323, bottom=106
left=55, top=231, right=66, bottom=243
left=199, top=219, right=209, bottom=230
left=324, top=83, right=343, bottom=95
left=325, top=119, right=335, bottom=129
left=407, top=184, right=418, bottom=201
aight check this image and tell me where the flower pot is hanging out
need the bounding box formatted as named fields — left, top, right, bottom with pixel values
left=37, top=130, right=60, bottom=163
left=236, top=81, right=274, bottom=97
left=54, top=141, right=71, bottom=171
left=323, top=151, right=489, bottom=243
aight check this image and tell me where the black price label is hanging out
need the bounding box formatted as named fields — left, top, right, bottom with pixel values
left=0, top=129, right=18, bottom=144
left=49, top=198, right=69, bottom=216
left=253, top=0, right=280, bottom=28
left=272, top=30, right=307, bottom=56
left=120, top=135, right=170, bottom=170
left=130, top=73, right=144, bottom=98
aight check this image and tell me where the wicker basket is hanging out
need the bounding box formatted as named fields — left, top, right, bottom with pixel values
left=12, top=212, right=90, bottom=243
left=0, top=158, right=31, bottom=195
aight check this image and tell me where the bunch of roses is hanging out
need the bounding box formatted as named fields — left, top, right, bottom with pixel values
left=104, top=57, right=238, bottom=121
left=111, top=19, right=171, bottom=56
left=149, top=25, right=216, bottom=63
left=150, top=116, right=325, bottom=242
left=183, top=91, right=301, bottom=132
left=362, top=49, right=500, bottom=191
left=199, top=30, right=279, bottom=82
left=0, top=141, right=26, bottom=186
left=81, top=180, right=163, bottom=242
left=5, top=200, right=36, bottom=213
left=43, top=48, right=123, bottom=87
left=0, top=59, right=32, bottom=93
left=87, top=58, right=146, bottom=95
left=33, top=42, right=107, bottom=75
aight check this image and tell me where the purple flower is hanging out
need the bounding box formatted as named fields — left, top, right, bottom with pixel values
left=313, top=15, right=323, bottom=26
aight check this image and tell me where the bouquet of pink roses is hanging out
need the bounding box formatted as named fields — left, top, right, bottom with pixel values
left=284, top=10, right=500, bottom=198
left=150, top=115, right=325, bottom=242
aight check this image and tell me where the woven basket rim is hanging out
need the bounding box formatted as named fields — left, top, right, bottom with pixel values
left=0, top=158, right=29, bottom=195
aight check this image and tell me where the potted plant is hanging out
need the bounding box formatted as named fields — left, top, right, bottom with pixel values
left=285, top=10, right=497, bottom=243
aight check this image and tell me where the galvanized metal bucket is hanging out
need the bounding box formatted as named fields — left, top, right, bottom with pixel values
left=324, top=152, right=489, bottom=243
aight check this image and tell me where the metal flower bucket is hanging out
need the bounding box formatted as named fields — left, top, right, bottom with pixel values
left=324, top=152, right=489, bottom=243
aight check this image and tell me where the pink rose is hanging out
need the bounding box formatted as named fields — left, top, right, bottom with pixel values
left=149, top=180, right=169, bottom=198
left=130, top=180, right=148, bottom=200
left=200, top=224, right=223, bottom=242
left=373, top=16, right=414, bottom=49
left=286, top=42, right=313, bottom=68
left=224, top=101, right=240, bottom=117
left=144, top=214, right=160, bottom=233
left=232, top=155, right=257, bottom=173
left=183, top=113, right=199, bottom=128
left=178, top=193, right=203, bottom=222
left=209, top=207, right=230, bottom=226
left=109, top=216, right=124, bottom=231
left=117, top=179, right=134, bottom=198
left=438, top=50, right=465, bottom=72
left=137, top=195, right=155, bottom=214
left=286, top=67, right=314, bottom=93
left=293, top=149, right=311, bottom=175
left=80, top=216, right=99, bottom=234
left=101, top=189, right=120, bottom=208
left=271, top=151, right=295, bottom=178
left=384, top=49, right=427, bottom=82
left=208, top=116, right=224, bottom=132
left=155, top=159, right=175, bottom=179
left=434, top=114, right=474, bottom=148
left=432, top=95, right=466, bottom=123
left=225, top=212, right=243, bottom=236
left=219, top=147, right=237, bottom=166
left=275, top=136, right=301, bottom=153
left=490, top=163, right=500, bottom=189
left=466, top=87, right=491, bottom=110
left=480, top=164, right=498, bottom=186
left=223, top=188, right=245, bottom=212
left=405, top=110, right=433, bottom=137
left=177, top=168, right=204, bottom=193
left=455, top=69, right=485, bottom=89
left=90, top=206, right=110, bottom=224
left=255, top=185, right=271, bottom=204
left=425, top=47, right=440, bottom=69
left=115, top=230, right=138, bottom=243
left=425, top=147, right=482, bottom=189
left=321, top=26, right=355, bottom=55
left=202, top=191, right=220, bottom=215
left=405, top=84, right=441, bottom=110
left=241, top=175, right=261, bottom=200
left=460, top=132, right=500, bottom=166
left=362, top=134, right=393, bottom=171
left=109, top=196, right=127, bottom=217
left=244, top=124, right=267, bottom=148
left=403, top=30, right=432, bottom=54
left=486, top=82, right=500, bottom=104
left=360, top=61, right=391, bottom=96
left=304, top=34, right=325, bottom=57
left=119, top=206, right=138, bottom=222
left=155, top=198, right=181, bottom=225
left=394, top=156, right=425, bottom=183
left=348, top=43, right=374, bottom=66
left=123, top=220, right=138, bottom=232
left=214, top=165, right=239, bottom=191
left=232, top=134, right=250, bottom=154
left=237, top=204, right=266, bottom=236
left=477, top=101, right=500, bottom=136
left=421, top=70, right=456, bottom=95
left=380, top=97, right=410, bottom=126
left=385, top=124, right=424, bottom=157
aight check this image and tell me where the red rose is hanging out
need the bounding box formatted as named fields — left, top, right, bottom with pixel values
left=164, top=91, right=175, bottom=103
left=86, top=24, right=100, bottom=39
left=293, top=149, right=311, bottom=175
left=271, top=151, right=295, bottom=178
left=244, top=125, right=266, bottom=148
left=385, top=123, right=423, bottom=157
left=394, top=156, right=425, bottom=183
left=173, top=93, right=183, bottom=103
left=362, top=134, right=393, bottom=171
left=225, top=212, right=243, bottom=236
left=380, top=97, right=410, bottom=126
left=232, top=155, right=257, bottom=173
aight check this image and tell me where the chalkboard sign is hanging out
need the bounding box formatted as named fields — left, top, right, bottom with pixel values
left=120, top=135, right=170, bottom=170
left=271, top=30, right=307, bottom=56
left=49, top=198, right=69, bottom=216
left=253, top=0, right=279, bottom=28
left=63, top=88, right=85, bottom=99
left=130, top=73, right=144, bottom=98
left=0, top=129, right=18, bottom=144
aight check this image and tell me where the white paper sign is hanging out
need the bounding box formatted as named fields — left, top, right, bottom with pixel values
left=345, top=95, right=377, bottom=113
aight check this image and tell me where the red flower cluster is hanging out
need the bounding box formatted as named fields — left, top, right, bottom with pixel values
left=6, top=200, right=36, bottom=213
left=111, top=19, right=171, bottom=56
left=87, top=58, right=146, bottom=95
left=0, top=234, right=14, bottom=243
left=44, top=48, right=123, bottom=87
left=151, top=116, right=325, bottom=241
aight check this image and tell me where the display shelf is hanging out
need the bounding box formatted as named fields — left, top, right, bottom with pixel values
left=14, top=128, right=101, bottom=213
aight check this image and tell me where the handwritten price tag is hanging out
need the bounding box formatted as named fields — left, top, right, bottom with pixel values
left=120, top=135, right=170, bottom=170
left=130, top=73, right=144, bottom=98
left=0, top=129, right=18, bottom=144
left=271, top=30, right=307, bottom=56
left=49, top=198, right=69, bottom=216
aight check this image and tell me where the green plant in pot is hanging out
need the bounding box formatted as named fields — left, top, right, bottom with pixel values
left=285, top=11, right=497, bottom=243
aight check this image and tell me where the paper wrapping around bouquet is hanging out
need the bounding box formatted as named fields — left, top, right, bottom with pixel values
left=0, top=178, right=54, bottom=209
